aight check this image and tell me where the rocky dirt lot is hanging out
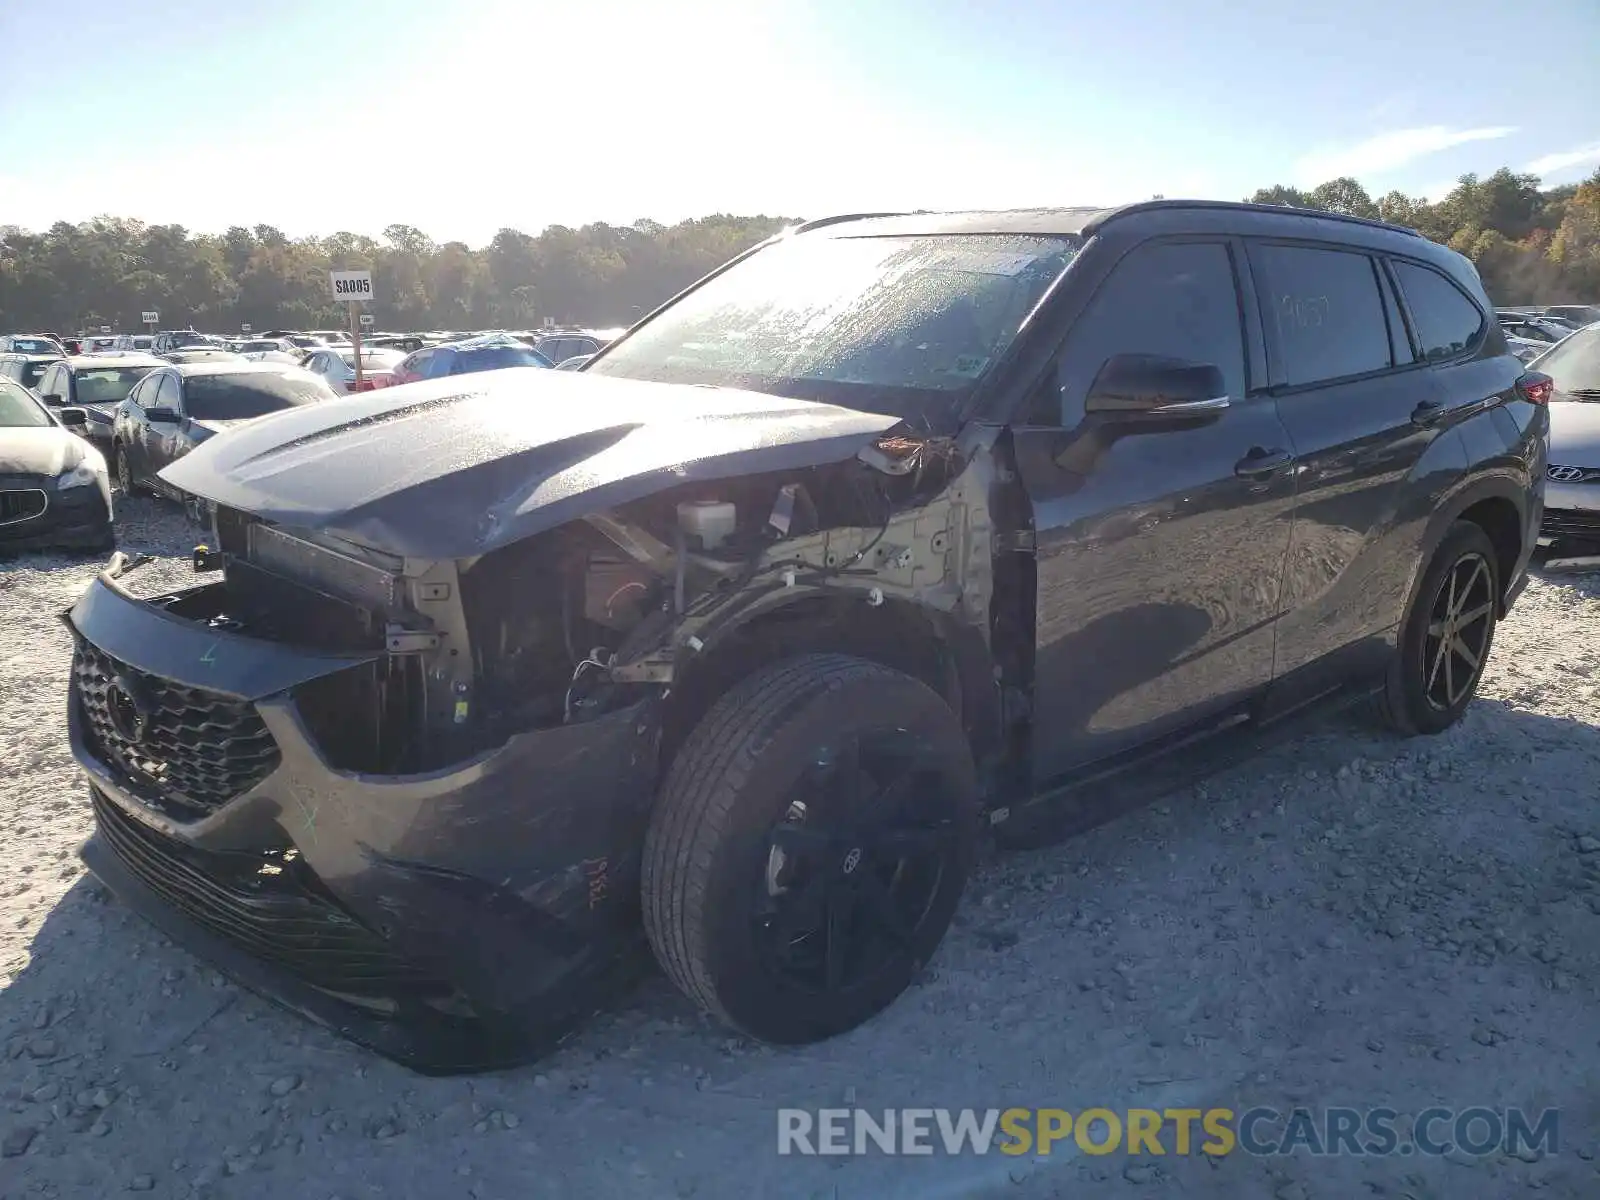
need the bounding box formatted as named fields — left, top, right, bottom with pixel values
left=2, top=496, right=1599, bottom=1199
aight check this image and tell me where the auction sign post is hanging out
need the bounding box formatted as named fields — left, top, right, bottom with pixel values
left=241, top=323, right=252, bottom=335
left=141, top=311, right=158, bottom=334
left=330, top=270, right=373, bottom=390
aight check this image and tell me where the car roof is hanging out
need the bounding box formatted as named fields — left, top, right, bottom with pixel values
left=167, top=360, right=310, bottom=378
left=65, top=354, right=165, bottom=368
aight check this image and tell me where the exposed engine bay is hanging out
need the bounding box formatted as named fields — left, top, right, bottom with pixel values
left=155, top=429, right=999, bottom=776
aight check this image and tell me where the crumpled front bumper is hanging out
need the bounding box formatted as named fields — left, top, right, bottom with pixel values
left=67, top=570, right=662, bottom=1074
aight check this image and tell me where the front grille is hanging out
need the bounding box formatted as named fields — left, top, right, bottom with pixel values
left=1540, top=509, right=1600, bottom=543
left=73, top=640, right=280, bottom=816
left=1547, top=464, right=1600, bottom=484
left=91, top=790, right=451, bottom=999
left=0, top=489, right=47, bottom=525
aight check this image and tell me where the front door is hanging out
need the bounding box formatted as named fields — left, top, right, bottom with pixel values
left=1011, top=238, right=1296, bottom=782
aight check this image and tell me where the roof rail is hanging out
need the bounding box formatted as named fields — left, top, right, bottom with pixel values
left=792, top=212, right=912, bottom=234
left=1085, top=198, right=1422, bottom=238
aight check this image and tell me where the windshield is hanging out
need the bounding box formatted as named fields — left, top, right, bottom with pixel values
left=9, top=338, right=59, bottom=354
left=0, top=379, right=52, bottom=428
left=184, top=372, right=331, bottom=420
left=1539, top=325, right=1600, bottom=396
left=586, top=232, right=1080, bottom=422
left=74, top=366, right=156, bottom=405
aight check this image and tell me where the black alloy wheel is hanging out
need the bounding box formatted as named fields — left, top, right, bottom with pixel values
left=1421, top=550, right=1495, bottom=712
left=755, top=731, right=959, bottom=996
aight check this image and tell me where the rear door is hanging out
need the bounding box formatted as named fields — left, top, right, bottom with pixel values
left=1012, top=237, right=1296, bottom=780
left=1250, top=241, right=1457, bottom=707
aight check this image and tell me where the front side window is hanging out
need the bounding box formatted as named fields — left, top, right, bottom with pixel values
left=182, top=372, right=332, bottom=420
left=1046, top=240, right=1245, bottom=426
left=0, top=379, right=52, bottom=428
left=1535, top=325, right=1600, bottom=397
left=587, top=232, right=1082, bottom=424
left=1391, top=260, right=1484, bottom=361
left=1251, top=244, right=1392, bottom=387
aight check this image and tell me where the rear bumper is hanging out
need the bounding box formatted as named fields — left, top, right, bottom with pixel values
left=68, top=570, right=661, bottom=1073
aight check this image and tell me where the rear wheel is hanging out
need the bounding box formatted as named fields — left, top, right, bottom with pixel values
left=1377, top=521, right=1500, bottom=735
left=642, top=654, right=978, bottom=1044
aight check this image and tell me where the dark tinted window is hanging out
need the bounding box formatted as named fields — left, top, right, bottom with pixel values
left=452, top=346, right=551, bottom=373
left=1048, top=240, right=1244, bottom=426
left=1391, top=260, right=1484, bottom=361
left=1252, top=244, right=1391, bottom=386
left=182, top=372, right=331, bottom=420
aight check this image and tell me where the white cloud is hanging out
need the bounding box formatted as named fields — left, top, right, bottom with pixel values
left=1522, top=142, right=1600, bottom=178
left=1294, top=125, right=1518, bottom=185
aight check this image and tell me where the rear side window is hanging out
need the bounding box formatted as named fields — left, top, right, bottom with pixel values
left=1390, top=261, right=1484, bottom=361
left=1250, top=244, right=1391, bottom=387
left=182, top=372, right=332, bottom=419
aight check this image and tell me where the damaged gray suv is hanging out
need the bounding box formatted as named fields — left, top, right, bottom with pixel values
left=68, top=201, right=1547, bottom=1073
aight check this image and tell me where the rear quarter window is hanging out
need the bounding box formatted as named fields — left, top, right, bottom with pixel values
left=1390, top=260, right=1485, bottom=361
left=1250, top=244, right=1392, bottom=387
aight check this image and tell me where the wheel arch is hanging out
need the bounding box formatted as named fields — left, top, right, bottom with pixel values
left=1408, top=473, right=1529, bottom=621
left=658, top=592, right=1003, bottom=781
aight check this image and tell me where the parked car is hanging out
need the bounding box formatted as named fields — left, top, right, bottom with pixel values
left=0, top=334, right=65, bottom=355
left=234, top=338, right=304, bottom=364
left=1506, top=334, right=1548, bottom=363
left=110, top=362, right=335, bottom=499
left=1497, top=314, right=1572, bottom=345
left=367, top=334, right=428, bottom=352
left=81, top=335, right=120, bottom=355
left=161, top=348, right=245, bottom=365
left=150, top=330, right=217, bottom=355
left=33, top=353, right=165, bottom=450
left=0, top=376, right=113, bottom=552
left=67, top=200, right=1544, bottom=1073
left=390, top=335, right=553, bottom=385
left=0, top=352, right=65, bottom=393
left=1543, top=305, right=1600, bottom=329
left=529, top=330, right=604, bottom=365
left=112, top=334, right=156, bottom=353
left=302, top=345, right=406, bottom=394
left=1533, top=323, right=1600, bottom=549
left=554, top=353, right=593, bottom=371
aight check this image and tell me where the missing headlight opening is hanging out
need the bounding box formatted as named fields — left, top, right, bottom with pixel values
left=179, top=428, right=979, bottom=779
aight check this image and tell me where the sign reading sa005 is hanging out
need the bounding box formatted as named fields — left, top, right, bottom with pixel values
left=330, top=270, right=373, bottom=301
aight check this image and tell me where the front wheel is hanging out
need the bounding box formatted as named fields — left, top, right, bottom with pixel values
left=114, top=443, right=139, bottom=497
left=1377, top=521, right=1500, bottom=735
left=642, top=654, right=978, bottom=1044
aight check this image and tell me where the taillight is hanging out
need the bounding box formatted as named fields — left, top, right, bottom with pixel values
left=1517, top=371, right=1553, bottom=406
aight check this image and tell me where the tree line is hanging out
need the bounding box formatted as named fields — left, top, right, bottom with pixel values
left=1, top=166, right=1596, bottom=335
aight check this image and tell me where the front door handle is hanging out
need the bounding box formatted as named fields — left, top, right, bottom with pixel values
left=1234, top=447, right=1295, bottom=479
left=1411, top=400, right=1446, bottom=426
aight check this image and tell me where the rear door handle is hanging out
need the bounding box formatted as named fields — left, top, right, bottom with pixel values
left=1234, top=447, right=1295, bottom=479
left=1411, top=400, right=1446, bottom=426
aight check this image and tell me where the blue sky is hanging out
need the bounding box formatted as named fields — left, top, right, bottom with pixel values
left=2, top=0, right=1597, bottom=245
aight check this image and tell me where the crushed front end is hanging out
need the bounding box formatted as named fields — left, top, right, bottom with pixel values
left=68, top=523, right=665, bottom=1074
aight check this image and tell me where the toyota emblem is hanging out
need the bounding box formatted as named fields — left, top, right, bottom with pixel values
left=1548, top=465, right=1587, bottom=483
left=105, top=674, right=153, bottom=744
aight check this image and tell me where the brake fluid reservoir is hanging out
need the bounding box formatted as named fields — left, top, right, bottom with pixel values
left=677, top=500, right=737, bottom=550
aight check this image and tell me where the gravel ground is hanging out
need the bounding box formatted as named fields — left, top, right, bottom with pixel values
left=3, top=495, right=1599, bottom=1199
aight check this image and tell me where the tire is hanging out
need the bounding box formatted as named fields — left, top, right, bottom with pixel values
left=1376, top=520, right=1500, bottom=735
left=642, top=653, right=978, bottom=1044
left=114, top=443, right=139, bottom=497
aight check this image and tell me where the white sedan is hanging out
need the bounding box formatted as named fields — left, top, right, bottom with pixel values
left=1534, top=324, right=1600, bottom=548
left=301, top=346, right=406, bottom=395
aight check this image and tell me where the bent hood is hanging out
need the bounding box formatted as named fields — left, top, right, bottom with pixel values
left=0, top=427, right=86, bottom=477
left=159, top=367, right=903, bottom=558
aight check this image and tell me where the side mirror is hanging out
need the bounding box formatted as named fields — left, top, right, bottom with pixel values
left=1084, top=354, right=1230, bottom=418
left=57, top=407, right=88, bottom=427
left=145, top=406, right=180, bottom=423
